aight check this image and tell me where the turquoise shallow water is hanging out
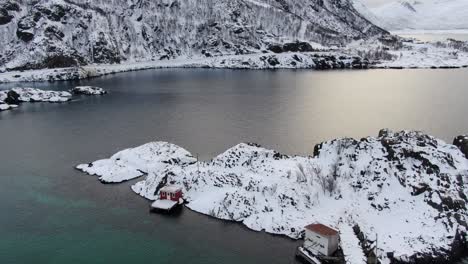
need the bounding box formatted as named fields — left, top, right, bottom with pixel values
left=1, top=68, right=468, bottom=263
left=0, top=169, right=293, bottom=264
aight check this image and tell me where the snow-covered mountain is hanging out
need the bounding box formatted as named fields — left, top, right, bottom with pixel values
left=0, top=0, right=387, bottom=71
left=357, top=0, right=468, bottom=31
left=77, top=129, right=468, bottom=263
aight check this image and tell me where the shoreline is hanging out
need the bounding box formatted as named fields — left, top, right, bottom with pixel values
left=1, top=50, right=468, bottom=84
left=76, top=130, right=468, bottom=264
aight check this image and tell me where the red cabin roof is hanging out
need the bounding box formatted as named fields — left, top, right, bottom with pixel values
left=305, top=223, right=338, bottom=237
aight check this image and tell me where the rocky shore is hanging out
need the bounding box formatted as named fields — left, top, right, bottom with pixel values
left=0, top=86, right=106, bottom=111
left=76, top=129, right=467, bottom=264
left=1, top=36, right=467, bottom=83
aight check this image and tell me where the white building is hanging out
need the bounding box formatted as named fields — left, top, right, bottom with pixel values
left=303, top=223, right=339, bottom=256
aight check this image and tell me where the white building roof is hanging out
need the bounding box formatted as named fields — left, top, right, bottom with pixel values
left=160, top=185, right=182, bottom=193
left=305, top=223, right=339, bottom=236
left=151, top=199, right=178, bottom=210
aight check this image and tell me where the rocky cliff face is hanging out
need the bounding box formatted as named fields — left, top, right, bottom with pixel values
left=0, top=0, right=387, bottom=70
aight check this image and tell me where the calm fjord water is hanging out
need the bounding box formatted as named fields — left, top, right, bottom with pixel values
left=1, top=68, right=468, bottom=263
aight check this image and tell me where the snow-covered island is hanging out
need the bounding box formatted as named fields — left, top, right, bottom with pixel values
left=70, top=86, right=107, bottom=95
left=76, top=129, right=468, bottom=264
left=0, top=87, right=106, bottom=111
left=1, top=0, right=468, bottom=83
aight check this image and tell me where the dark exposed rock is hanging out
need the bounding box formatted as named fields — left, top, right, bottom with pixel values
left=0, top=8, right=13, bottom=25
left=388, top=230, right=467, bottom=264
left=37, top=4, right=67, bottom=21
left=17, top=16, right=36, bottom=30
left=378, top=128, right=392, bottom=138
left=16, top=16, right=36, bottom=41
left=266, top=56, right=279, bottom=66
left=283, top=41, right=314, bottom=52
left=70, top=86, right=107, bottom=95
left=44, top=25, right=64, bottom=40
left=313, top=142, right=323, bottom=157
left=274, top=0, right=290, bottom=11
left=233, top=27, right=244, bottom=34
left=268, top=41, right=314, bottom=53
left=351, top=57, right=368, bottom=69
left=268, top=44, right=283, bottom=53
left=4, top=90, right=20, bottom=105
left=16, top=29, right=34, bottom=42
left=3, top=1, right=19, bottom=12
left=453, top=135, right=468, bottom=158
left=42, top=54, right=80, bottom=68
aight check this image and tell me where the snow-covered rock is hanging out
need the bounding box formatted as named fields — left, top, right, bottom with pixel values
left=1, top=37, right=468, bottom=83
left=0, top=87, right=71, bottom=103
left=7, top=88, right=71, bottom=102
left=339, top=224, right=367, bottom=264
left=77, top=130, right=468, bottom=263
left=454, top=135, right=468, bottom=158
left=0, top=52, right=373, bottom=83
left=0, top=0, right=386, bottom=71
left=348, top=38, right=468, bottom=69
left=70, top=86, right=107, bottom=95
left=0, top=101, right=17, bottom=111
left=0, top=87, right=71, bottom=111
left=76, top=142, right=196, bottom=183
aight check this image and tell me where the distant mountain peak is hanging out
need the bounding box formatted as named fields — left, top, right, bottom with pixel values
left=354, top=0, right=468, bottom=31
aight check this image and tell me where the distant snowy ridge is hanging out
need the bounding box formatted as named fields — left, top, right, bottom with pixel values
left=77, top=130, right=468, bottom=264
left=0, top=0, right=386, bottom=71
left=355, top=0, right=468, bottom=31
left=2, top=38, right=468, bottom=83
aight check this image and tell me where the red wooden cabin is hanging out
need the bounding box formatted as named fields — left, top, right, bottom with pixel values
left=159, top=185, right=183, bottom=202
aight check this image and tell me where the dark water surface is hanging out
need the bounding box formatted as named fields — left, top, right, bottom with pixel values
left=1, top=68, right=468, bottom=263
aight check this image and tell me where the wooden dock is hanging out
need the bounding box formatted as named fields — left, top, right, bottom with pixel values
left=296, top=247, right=322, bottom=264
left=150, top=199, right=179, bottom=212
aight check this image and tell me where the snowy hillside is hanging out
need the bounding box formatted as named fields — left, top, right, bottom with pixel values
left=77, top=130, right=468, bottom=263
left=0, top=0, right=386, bottom=71
left=358, top=0, right=468, bottom=31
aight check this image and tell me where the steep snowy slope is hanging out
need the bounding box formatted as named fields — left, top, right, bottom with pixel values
left=363, top=0, right=468, bottom=31
left=77, top=130, right=468, bottom=263
left=0, top=0, right=387, bottom=71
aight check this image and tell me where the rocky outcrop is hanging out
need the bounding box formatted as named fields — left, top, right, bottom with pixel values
left=268, top=41, right=315, bottom=53
left=0, top=1, right=18, bottom=25
left=0, top=7, right=13, bottom=25
left=0, top=87, right=71, bottom=112
left=3, top=90, right=19, bottom=105
left=70, top=86, right=107, bottom=95
left=453, top=135, right=468, bottom=158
